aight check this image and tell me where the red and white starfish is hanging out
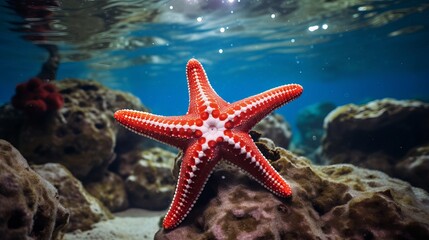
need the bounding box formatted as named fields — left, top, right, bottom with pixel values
left=114, top=59, right=303, bottom=229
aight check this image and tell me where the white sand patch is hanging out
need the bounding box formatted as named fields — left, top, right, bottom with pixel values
left=63, top=208, right=165, bottom=240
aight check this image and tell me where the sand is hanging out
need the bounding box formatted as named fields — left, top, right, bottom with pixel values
left=63, top=208, right=165, bottom=240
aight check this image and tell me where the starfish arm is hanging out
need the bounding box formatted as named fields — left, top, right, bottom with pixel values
left=224, top=84, right=303, bottom=131
left=163, top=142, right=219, bottom=229
left=223, top=132, right=292, bottom=198
left=114, top=109, right=198, bottom=148
left=186, top=59, right=228, bottom=116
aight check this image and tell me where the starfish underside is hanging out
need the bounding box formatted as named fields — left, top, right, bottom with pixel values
left=114, top=58, right=303, bottom=229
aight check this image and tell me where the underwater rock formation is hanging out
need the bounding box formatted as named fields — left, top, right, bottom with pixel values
left=321, top=98, right=429, bottom=191
left=84, top=171, right=129, bottom=212
left=0, top=140, right=69, bottom=240
left=155, top=139, right=429, bottom=239
left=395, top=143, right=429, bottom=193
left=295, top=102, right=336, bottom=158
left=122, top=147, right=177, bottom=210
left=253, top=113, right=292, bottom=149
left=0, top=104, right=25, bottom=146
left=33, top=163, right=113, bottom=233
left=116, top=147, right=175, bottom=179
left=0, top=79, right=148, bottom=181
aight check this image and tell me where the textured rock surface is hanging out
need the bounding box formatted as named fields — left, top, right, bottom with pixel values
left=0, top=79, right=148, bottom=181
left=33, top=163, right=113, bottom=232
left=0, top=140, right=69, bottom=240
left=156, top=140, right=429, bottom=240
left=295, top=102, right=336, bottom=157
left=253, top=113, right=292, bottom=149
left=84, top=171, right=129, bottom=212
left=0, top=104, right=25, bottom=146
left=395, top=143, right=429, bottom=192
left=321, top=98, right=429, bottom=189
left=124, top=148, right=177, bottom=210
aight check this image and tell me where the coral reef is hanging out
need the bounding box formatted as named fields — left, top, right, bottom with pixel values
left=321, top=98, right=429, bottom=191
left=0, top=140, right=69, bottom=240
left=33, top=163, right=113, bottom=232
left=2, top=76, right=429, bottom=240
left=1, top=79, right=149, bottom=181
left=84, top=171, right=129, bottom=212
left=253, top=113, right=292, bottom=149
left=155, top=139, right=429, bottom=240
left=123, top=148, right=177, bottom=210
left=11, top=77, right=63, bottom=118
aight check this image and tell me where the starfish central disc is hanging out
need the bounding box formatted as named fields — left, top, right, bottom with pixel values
left=200, top=115, right=226, bottom=143
left=114, top=58, right=303, bottom=230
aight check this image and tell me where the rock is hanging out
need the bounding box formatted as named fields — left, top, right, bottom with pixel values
left=395, top=143, right=429, bottom=192
left=84, top=171, right=129, bottom=212
left=0, top=139, right=69, bottom=240
left=253, top=113, right=292, bottom=149
left=33, top=163, right=113, bottom=232
left=0, top=79, right=148, bottom=181
left=321, top=98, right=429, bottom=187
left=0, top=104, right=25, bottom=146
left=295, top=102, right=336, bottom=157
left=124, top=148, right=177, bottom=210
left=155, top=140, right=429, bottom=240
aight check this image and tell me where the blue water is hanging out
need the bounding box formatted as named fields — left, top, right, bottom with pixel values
left=1, top=0, right=429, bottom=130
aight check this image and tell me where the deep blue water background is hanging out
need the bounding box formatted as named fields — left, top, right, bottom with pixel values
left=1, top=0, right=428, bottom=134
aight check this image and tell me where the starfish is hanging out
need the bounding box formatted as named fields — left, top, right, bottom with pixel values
left=114, top=59, right=303, bottom=229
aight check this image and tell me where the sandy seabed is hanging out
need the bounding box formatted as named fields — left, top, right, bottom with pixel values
left=64, top=209, right=165, bottom=240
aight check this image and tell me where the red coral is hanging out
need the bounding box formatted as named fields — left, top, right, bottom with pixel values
left=12, top=77, right=63, bottom=117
